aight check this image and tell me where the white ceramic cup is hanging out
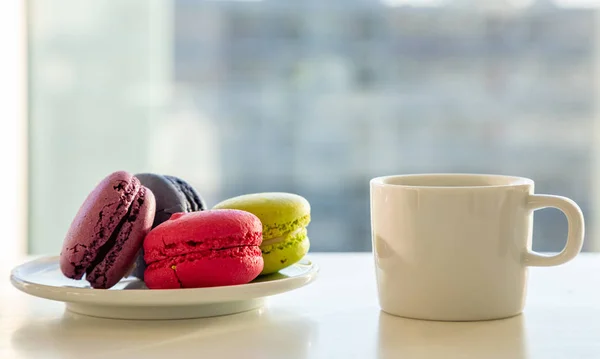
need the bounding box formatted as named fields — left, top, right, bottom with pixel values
left=370, top=174, right=584, bottom=321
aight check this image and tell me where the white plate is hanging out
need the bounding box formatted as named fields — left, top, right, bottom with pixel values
left=10, top=256, right=319, bottom=320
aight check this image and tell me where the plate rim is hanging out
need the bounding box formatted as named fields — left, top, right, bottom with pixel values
left=10, top=255, right=319, bottom=306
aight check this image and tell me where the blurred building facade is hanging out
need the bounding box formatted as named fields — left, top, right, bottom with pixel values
left=173, top=0, right=595, bottom=251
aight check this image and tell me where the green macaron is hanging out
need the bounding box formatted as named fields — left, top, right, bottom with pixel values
left=213, top=192, right=310, bottom=275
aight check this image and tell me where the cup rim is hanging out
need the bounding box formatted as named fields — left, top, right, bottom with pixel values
left=370, top=173, right=534, bottom=189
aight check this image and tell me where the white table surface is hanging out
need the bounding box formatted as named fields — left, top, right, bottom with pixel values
left=2, top=253, right=600, bottom=359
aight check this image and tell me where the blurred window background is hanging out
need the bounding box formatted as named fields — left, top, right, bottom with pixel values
left=26, top=0, right=600, bottom=254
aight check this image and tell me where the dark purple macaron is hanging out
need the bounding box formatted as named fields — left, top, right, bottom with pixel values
left=134, top=173, right=206, bottom=228
left=59, top=171, right=156, bottom=289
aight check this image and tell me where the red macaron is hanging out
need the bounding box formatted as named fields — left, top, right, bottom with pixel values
left=143, top=209, right=264, bottom=289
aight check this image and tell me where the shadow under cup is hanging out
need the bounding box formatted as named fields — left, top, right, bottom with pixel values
left=370, top=173, right=584, bottom=321
left=377, top=311, right=528, bottom=358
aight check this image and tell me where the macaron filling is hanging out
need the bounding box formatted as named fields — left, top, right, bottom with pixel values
left=144, top=231, right=262, bottom=264
left=261, top=228, right=308, bottom=254
left=261, top=227, right=305, bottom=246
left=85, top=196, right=136, bottom=276
left=148, top=246, right=263, bottom=269
left=263, top=214, right=311, bottom=239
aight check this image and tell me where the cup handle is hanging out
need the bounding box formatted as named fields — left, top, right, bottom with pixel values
left=524, top=194, right=585, bottom=267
